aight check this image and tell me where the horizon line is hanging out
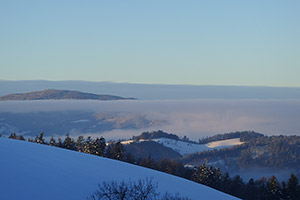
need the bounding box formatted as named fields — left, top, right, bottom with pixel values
left=1, top=79, right=300, bottom=89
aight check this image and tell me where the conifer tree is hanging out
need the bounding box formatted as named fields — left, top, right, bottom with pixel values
left=221, top=172, right=232, bottom=193
left=192, top=164, right=221, bottom=188
left=63, top=133, right=75, bottom=150
left=49, top=136, right=56, bottom=146
left=9, top=133, right=17, bottom=139
left=229, top=175, right=244, bottom=198
left=214, top=167, right=223, bottom=189
left=8, top=133, right=25, bottom=140
left=92, top=137, right=106, bottom=156
left=76, top=136, right=84, bottom=152
left=266, top=176, right=281, bottom=200
left=243, top=178, right=258, bottom=200
left=35, top=132, right=45, bottom=144
left=287, top=174, right=300, bottom=200
left=56, top=137, right=63, bottom=148
left=19, top=135, right=25, bottom=141
left=106, top=142, right=125, bottom=161
left=83, top=136, right=93, bottom=154
left=281, top=181, right=288, bottom=200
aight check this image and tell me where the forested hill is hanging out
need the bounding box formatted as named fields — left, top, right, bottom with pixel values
left=132, top=131, right=300, bottom=170
left=132, top=130, right=263, bottom=143
left=183, top=134, right=300, bottom=170
left=0, top=89, right=136, bottom=101
left=132, top=130, right=180, bottom=141
left=198, top=131, right=264, bottom=144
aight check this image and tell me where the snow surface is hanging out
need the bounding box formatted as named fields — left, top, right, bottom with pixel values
left=0, top=138, right=239, bottom=200
left=152, top=138, right=243, bottom=155
left=206, top=138, right=243, bottom=148
left=120, top=138, right=148, bottom=145
left=72, top=119, right=90, bottom=123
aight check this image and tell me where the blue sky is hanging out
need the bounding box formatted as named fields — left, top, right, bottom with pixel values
left=1, top=0, right=299, bottom=87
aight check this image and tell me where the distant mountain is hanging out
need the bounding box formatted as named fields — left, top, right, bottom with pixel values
left=1, top=80, right=300, bottom=100
left=0, top=89, right=136, bottom=101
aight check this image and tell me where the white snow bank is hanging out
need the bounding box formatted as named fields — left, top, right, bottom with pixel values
left=72, top=119, right=90, bottom=123
left=0, top=138, right=239, bottom=200
left=152, top=138, right=243, bottom=155
left=207, top=138, right=243, bottom=148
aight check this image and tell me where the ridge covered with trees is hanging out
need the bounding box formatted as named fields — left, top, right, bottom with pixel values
left=183, top=134, right=300, bottom=170
left=198, top=131, right=264, bottom=144
left=132, top=130, right=180, bottom=141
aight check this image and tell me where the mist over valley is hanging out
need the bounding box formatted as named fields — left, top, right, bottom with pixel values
left=1, top=99, right=300, bottom=140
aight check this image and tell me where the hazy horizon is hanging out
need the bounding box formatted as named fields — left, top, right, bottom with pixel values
left=3, top=79, right=300, bottom=88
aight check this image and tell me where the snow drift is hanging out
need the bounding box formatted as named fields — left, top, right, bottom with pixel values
left=0, top=138, right=239, bottom=200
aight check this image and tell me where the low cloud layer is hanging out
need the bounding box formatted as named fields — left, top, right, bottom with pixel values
left=1, top=99, right=300, bottom=140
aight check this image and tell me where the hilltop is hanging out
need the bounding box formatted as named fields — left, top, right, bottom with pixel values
left=0, top=89, right=136, bottom=101
left=0, top=138, right=238, bottom=200
left=122, top=131, right=245, bottom=159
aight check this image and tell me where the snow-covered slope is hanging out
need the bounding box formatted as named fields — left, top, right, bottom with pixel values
left=0, top=138, right=239, bottom=200
left=152, top=138, right=243, bottom=155
left=122, top=138, right=243, bottom=155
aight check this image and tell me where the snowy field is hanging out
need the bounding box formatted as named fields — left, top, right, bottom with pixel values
left=123, top=138, right=243, bottom=155
left=153, top=138, right=243, bottom=155
left=0, top=138, right=239, bottom=200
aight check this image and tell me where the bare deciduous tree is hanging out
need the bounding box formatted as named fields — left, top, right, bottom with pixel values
left=88, top=178, right=190, bottom=200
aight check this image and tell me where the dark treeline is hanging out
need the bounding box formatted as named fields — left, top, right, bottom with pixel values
left=8, top=132, right=127, bottom=162
left=5, top=132, right=300, bottom=200
left=138, top=157, right=300, bottom=200
left=133, top=130, right=179, bottom=141
left=132, top=130, right=198, bottom=144
left=132, top=130, right=264, bottom=145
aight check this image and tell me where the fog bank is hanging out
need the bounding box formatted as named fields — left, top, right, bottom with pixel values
left=1, top=99, right=300, bottom=140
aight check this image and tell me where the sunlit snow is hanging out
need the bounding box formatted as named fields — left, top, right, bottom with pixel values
left=123, top=138, right=243, bottom=155
left=0, top=138, right=239, bottom=200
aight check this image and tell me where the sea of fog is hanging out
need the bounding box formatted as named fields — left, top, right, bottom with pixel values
left=0, top=99, right=300, bottom=140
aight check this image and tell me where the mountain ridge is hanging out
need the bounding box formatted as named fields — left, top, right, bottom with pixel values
left=1, top=80, right=300, bottom=100
left=0, top=89, right=136, bottom=101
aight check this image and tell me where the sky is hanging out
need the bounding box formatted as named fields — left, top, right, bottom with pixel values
left=0, top=0, right=299, bottom=87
